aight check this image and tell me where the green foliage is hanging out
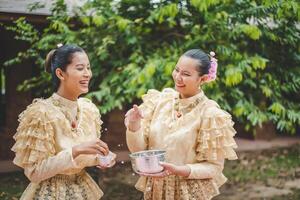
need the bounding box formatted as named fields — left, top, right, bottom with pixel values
left=3, top=0, right=300, bottom=134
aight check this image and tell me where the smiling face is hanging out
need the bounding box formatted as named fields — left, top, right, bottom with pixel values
left=172, top=56, right=207, bottom=98
left=56, top=52, right=92, bottom=97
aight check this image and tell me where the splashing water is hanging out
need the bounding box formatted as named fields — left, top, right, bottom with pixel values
left=117, top=143, right=124, bottom=148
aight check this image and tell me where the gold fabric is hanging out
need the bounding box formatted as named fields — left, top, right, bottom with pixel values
left=126, top=88, right=238, bottom=200
left=12, top=93, right=103, bottom=200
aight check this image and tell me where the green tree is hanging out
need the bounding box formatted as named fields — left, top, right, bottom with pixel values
left=4, top=0, right=300, bottom=134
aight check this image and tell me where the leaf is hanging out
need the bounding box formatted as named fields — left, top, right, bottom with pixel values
left=190, top=0, right=221, bottom=12
left=164, top=62, right=175, bottom=75
left=269, top=102, right=285, bottom=115
left=233, top=103, right=245, bottom=117
left=287, top=110, right=300, bottom=123
left=239, top=24, right=262, bottom=40
left=92, top=15, right=106, bottom=27
left=145, top=63, right=156, bottom=77
left=81, top=16, right=91, bottom=26
left=225, top=67, right=243, bottom=86
left=116, top=17, right=131, bottom=31
left=260, top=85, right=272, bottom=97
left=250, top=56, right=268, bottom=70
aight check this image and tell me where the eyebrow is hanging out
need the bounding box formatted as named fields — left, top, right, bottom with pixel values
left=75, top=63, right=90, bottom=67
left=175, top=66, right=193, bottom=74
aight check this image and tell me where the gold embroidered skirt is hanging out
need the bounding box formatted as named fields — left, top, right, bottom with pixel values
left=142, top=175, right=219, bottom=200
left=20, top=171, right=103, bottom=200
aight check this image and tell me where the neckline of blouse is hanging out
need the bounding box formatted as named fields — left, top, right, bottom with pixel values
left=51, top=93, right=79, bottom=110
left=177, top=90, right=205, bottom=106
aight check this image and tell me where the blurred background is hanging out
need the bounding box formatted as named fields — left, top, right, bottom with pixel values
left=0, top=0, right=299, bottom=199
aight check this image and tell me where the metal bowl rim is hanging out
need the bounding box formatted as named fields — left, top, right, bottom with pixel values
left=129, top=150, right=166, bottom=158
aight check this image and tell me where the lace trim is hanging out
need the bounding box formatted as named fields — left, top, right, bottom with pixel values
left=196, top=110, right=238, bottom=161
left=142, top=176, right=219, bottom=200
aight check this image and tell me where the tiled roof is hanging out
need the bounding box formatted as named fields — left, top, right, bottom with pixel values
left=0, top=0, right=86, bottom=15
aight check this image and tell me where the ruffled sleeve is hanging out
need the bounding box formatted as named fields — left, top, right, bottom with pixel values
left=11, top=99, right=56, bottom=168
left=126, top=89, right=161, bottom=153
left=140, top=89, right=161, bottom=117
left=186, top=104, right=237, bottom=182
left=196, top=106, right=238, bottom=161
left=140, top=89, right=161, bottom=137
left=11, top=99, right=78, bottom=183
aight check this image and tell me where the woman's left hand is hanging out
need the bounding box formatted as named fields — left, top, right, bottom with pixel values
left=138, top=162, right=191, bottom=178
left=96, top=152, right=117, bottom=169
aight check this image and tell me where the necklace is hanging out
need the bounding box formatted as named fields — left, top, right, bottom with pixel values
left=173, top=93, right=205, bottom=119
left=51, top=96, right=80, bottom=132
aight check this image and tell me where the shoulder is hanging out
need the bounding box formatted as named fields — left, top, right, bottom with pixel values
left=202, top=99, right=232, bottom=118
left=199, top=99, right=234, bottom=132
left=141, top=89, right=161, bottom=102
left=79, top=97, right=97, bottom=109
left=161, top=88, right=177, bottom=98
left=28, top=98, right=49, bottom=111
left=78, top=97, right=100, bottom=115
left=19, top=98, right=53, bottom=121
left=16, top=98, right=59, bottom=138
left=142, top=88, right=176, bottom=104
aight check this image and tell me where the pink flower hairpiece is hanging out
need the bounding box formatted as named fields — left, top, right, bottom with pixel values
left=207, top=51, right=218, bottom=82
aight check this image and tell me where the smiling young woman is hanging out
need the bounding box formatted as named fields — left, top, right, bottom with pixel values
left=11, top=44, right=116, bottom=200
left=125, top=49, right=237, bottom=200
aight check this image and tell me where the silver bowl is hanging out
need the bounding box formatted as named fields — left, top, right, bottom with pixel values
left=129, top=150, right=166, bottom=174
left=98, top=151, right=114, bottom=166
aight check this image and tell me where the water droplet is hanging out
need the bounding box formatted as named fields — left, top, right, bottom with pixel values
left=117, top=143, right=124, bottom=148
left=104, top=128, right=108, bottom=131
left=121, top=161, right=125, bottom=164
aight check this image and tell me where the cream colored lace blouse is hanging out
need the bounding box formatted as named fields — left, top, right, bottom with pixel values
left=126, top=88, right=238, bottom=200
left=12, top=93, right=103, bottom=200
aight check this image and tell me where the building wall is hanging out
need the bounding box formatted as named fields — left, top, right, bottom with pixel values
left=0, top=25, right=33, bottom=160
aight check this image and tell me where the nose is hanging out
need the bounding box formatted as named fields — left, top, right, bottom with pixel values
left=175, top=72, right=182, bottom=82
left=83, top=68, right=92, bottom=78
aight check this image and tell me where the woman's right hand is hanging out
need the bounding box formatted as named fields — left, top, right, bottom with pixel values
left=72, top=139, right=109, bottom=159
left=97, top=151, right=117, bottom=169
left=124, top=104, right=143, bottom=132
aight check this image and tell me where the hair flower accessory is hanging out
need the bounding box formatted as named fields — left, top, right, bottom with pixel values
left=57, top=43, right=63, bottom=48
left=207, top=51, right=218, bottom=82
